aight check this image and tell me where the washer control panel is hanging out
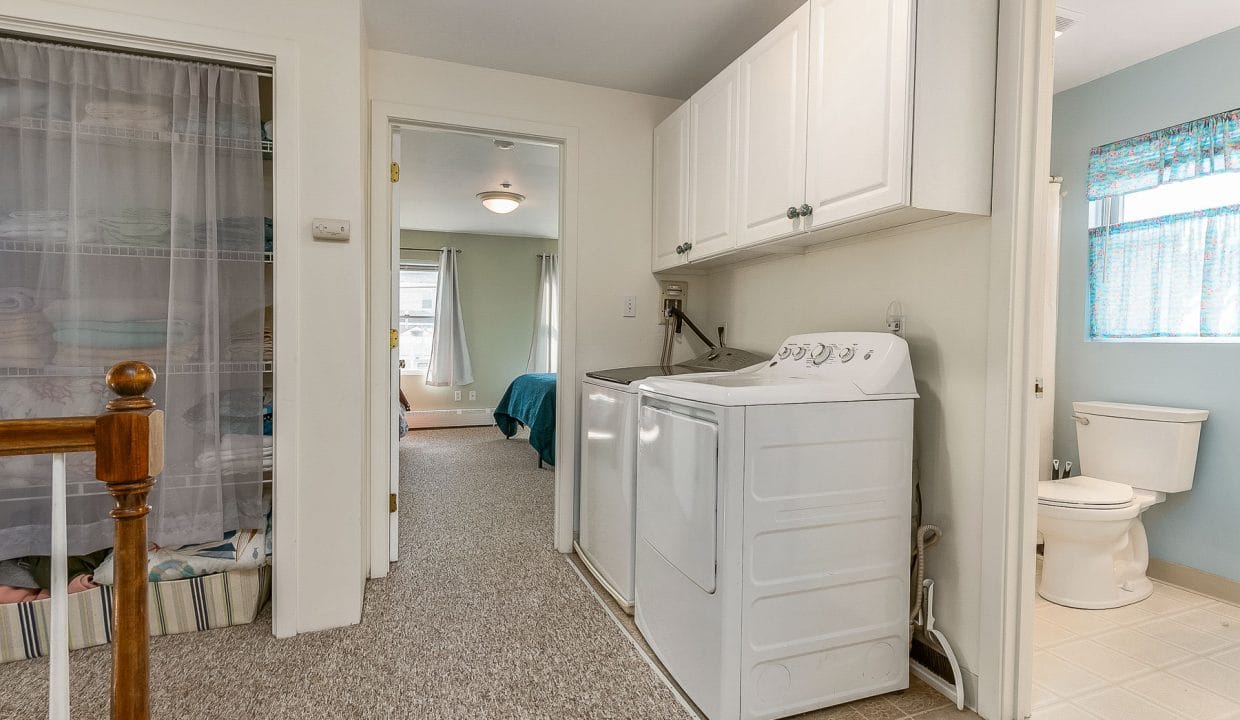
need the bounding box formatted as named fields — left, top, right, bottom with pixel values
left=766, top=332, right=898, bottom=377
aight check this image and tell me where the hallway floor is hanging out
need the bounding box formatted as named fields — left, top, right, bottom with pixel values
left=0, top=427, right=686, bottom=719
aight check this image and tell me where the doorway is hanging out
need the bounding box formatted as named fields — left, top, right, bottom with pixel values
left=367, top=103, right=580, bottom=576
left=1022, top=7, right=1240, bottom=718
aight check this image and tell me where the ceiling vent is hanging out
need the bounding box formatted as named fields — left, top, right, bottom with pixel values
left=1055, top=7, right=1084, bottom=38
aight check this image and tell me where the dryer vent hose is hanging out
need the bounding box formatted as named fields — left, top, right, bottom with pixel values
left=909, top=524, right=942, bottom=637
left=659, top=309, right=676, bottom=366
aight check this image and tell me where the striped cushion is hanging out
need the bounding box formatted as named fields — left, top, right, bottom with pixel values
left=0, top=567, right=269, bottom=663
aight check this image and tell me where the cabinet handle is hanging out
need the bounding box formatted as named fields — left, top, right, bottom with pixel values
left=786, top=206, right=800, bottom=220
left=684, top=242, right=693, bottom=251
left=675, top=244, right=685, bottom=255
left=798, top=204, right=813, bottom=217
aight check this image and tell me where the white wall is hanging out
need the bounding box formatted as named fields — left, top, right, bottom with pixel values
left=369, top=52, right=692, bottom=375
left=7, top=0, right=370, bottom=633
left=701, top=219, right=993, bottom=687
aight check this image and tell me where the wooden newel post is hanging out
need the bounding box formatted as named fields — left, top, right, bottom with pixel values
left=95, top=361, right=163, bottom=720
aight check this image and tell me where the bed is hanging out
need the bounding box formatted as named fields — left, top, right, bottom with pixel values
left=494, top=373, right=556, bottom=467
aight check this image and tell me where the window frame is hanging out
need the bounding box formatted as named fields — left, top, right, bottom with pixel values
left=397, top=261, right=439, bottom=374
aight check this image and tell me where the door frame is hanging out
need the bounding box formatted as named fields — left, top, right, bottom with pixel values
left=366, top=100, right=581, bottom=576
left=975, top=0, right=1056, bottom=717
left=0, top=4, right=303, bottom=638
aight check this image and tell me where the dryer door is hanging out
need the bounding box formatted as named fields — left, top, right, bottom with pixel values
left=637, top=404, right=719, bottom=593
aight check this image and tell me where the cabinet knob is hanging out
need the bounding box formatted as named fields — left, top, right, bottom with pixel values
left=798, top=204, right=813, bottom=217
left=675, top=243, right=685, bottom=255
left=684, top=242, right=692, bottom=251
left=786, top=206, right=800, bottom=220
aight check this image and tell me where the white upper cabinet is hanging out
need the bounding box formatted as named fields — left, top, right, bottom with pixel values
left=652, top=0, right=996, bottom=273
left=687, top=62, right=740, bottom=261
left=652, top=101, right=690, bottom=272
left=735, top=4, right=809, bottom=248
left=804, top=0, right=913, bottom=227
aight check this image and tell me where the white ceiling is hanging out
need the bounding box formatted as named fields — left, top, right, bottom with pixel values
left=1054, top=0, right=1240, bottom=93
left=363, top=0, right=806, bottom=99
left=398, top=128, right=560, bottom=239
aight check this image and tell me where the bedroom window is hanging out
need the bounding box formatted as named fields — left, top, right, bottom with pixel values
left=1086, top=108, right=1240, bottom=342
left=399, top=262, right=439, bottom=373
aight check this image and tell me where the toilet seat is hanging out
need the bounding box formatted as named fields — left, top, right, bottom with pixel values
left=1038, top=475, right=1133, bottom=509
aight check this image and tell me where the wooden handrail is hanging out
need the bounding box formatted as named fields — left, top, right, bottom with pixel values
left=0, top=360, right=161, bottom=720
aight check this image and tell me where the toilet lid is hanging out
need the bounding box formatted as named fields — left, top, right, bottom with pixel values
left=1038, top=476, right=1134, bottom=508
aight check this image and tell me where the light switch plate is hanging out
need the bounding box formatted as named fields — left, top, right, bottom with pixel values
left=311, top=218, right=350, bottom=241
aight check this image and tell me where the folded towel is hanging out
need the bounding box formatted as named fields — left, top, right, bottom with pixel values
left=0, top=211, right=71, bottom=240
left=51, top=341, right=198, bottom=367
left=0, top=287, right=41, bottom=314
left=83, top=102, right=170, bottom=132
left=52, top=319, right=194, bottom=348
left=42, top=297, right=201, bottom=323
left=195, top=434, right=273, bottom=473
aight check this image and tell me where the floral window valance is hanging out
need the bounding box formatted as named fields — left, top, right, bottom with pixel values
left=1087, top=108, right=1240, bottom=200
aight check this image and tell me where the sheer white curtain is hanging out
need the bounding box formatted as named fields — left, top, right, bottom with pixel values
left=0, top=39, right=267, bottom=558
left=526, top=253, right=559, bottom=373
left=425, top=248, right=474, bottom=386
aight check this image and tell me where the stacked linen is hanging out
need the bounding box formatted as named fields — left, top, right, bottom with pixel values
left=0, top=287, right=54, bottom=367
left=195, top=434, right=272, bottom=474
left=95, top=208, right=171, bottom=247
left=44, top=297, right=199, bottom=368
left=194, top=215, right=265, bottom=252
left=184, top=389, right=265, bottom=435
left=82, top=101, right=169, bottom=132
left=0, top=210, right=71, bottom=242
left=226, top=306, right=272, bottom=362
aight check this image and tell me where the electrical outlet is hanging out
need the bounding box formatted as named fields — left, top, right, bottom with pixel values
left=623, top=295, right=637, bottom=318
left=468, top=390, right=476, bottom=401
left=454, top=390, right=462, bottom=401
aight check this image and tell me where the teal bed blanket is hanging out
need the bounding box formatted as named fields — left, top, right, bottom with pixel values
left=494, top=373, right=556, bottom=466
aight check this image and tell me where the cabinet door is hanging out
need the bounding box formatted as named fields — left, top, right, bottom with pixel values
left=652, top=102, right=690, bottom=272
left=735, top=3, right=810, bottom=248
left=686, top=63, right=739, bottom=262
left=805, top=0, right=914, bottom=228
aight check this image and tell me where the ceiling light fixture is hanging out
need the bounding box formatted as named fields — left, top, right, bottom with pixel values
left=477, top=182, right=524, bottom=214
left=494, top=139, right=516, bottom=150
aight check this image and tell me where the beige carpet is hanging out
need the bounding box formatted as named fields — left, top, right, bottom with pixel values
left=0, top=427, right=690, bottom=719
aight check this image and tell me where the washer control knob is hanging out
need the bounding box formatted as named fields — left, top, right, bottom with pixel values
left=809, top=343, right=831, bottom=364
left=839, top=346, right=856, bottom=362
left=790, top=345, right=806, bottom=360
left=777, top=346, right=791, bottom=359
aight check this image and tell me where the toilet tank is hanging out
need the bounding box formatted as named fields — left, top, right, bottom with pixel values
left=1073, top=401, right=1208, bottom=493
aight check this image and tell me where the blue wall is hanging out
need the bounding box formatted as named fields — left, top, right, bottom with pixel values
left=1051, top=28, right=1240, bottom=581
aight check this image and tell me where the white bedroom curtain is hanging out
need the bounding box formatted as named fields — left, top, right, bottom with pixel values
left=526, top=253, right=559, bottom=373
left=425, top=248, right=474, bottom=387
left=0, top=38, right=268, bottom=558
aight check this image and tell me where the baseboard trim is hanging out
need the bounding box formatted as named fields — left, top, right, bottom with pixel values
left=405, top=408, right=495, bottom=430
left=1148, top=559, right=1240, bottom=605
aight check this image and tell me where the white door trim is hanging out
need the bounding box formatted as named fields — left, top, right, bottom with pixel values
left=366, top=100, right=581, bottom=577
left=975, top=1, right=1056, bottom=718
left=0, top=3, right=303, bottom=639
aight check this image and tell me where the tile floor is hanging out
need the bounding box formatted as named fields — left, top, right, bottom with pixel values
left=1033, top=579, right=1240, bottom=719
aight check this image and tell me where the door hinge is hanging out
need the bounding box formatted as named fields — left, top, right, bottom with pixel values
left=390, top=328, right=399, bottom=349
left=390, top=162, right=400, bottom=183
left=1034, top=377, right=1045, bottom=398
left=389, top=493, right=397, bottom=513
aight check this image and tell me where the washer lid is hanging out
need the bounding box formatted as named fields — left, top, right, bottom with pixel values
left=1038, top=476, right=1134, bottom=508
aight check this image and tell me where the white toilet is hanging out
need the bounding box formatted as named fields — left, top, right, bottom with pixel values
left=1038, top=401, right=1208, bottom=609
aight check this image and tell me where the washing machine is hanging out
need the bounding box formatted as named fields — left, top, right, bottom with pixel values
left=576, top=347, right=766, bottom=611
left=634, top=332, right=917, bottom=720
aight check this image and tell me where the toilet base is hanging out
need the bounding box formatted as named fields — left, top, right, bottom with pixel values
left=1038, top=576, right=1152, bottom=609
left=1037, top=505, right=1155, bottom=610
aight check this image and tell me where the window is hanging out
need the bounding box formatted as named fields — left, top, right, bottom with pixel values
left=1086, top=108, right=1240, bottom=341
left=399, top=263, right=438, bottom=373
